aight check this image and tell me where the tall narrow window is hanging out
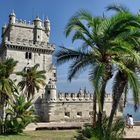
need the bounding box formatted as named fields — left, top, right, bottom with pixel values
left=25, top=52, right=28, bottom=59
left=25, top=52, right=32, bottom=59
left=43, top=55, right=45, bottom=70
left=54, top=72, right=56, bottom=77
left=29, top=52, right=32, bottom=59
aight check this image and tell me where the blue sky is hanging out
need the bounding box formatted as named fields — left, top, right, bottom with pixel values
left=0, top=0, right=140, bottom=93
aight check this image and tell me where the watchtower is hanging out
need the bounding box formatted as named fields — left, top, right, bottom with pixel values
left=0, top=12, right=56, bottom=116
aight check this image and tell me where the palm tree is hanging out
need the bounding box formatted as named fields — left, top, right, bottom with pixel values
left=55, top=10, right=140, bottom=129
left=0, top=58, right=18, bottom=134
left=5, top=95, right=36, bottom=134
left=0, top=58, right=18, bottom=118
left=17, top=64, right=46, bottom=101
left=107, top=48, right=140, bottom=129
left=106, top=4, right=140, bottom=130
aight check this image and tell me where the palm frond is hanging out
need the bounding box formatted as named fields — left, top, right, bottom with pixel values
left=67, top=53, right=94, bottom=81
left=55, top=46, right=89, bottom=65
left=65, top=15, right=93, bottom=40
left=127, top=71, right=140, bottom=106
left=106, top=4, right=130, bottom=13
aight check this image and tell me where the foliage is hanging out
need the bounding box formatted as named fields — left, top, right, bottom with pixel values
left=55, top=8, right=140, bottom=130
left=76, top=116, right=125, bottom=140
left=2, top=95, right=36, bottom=134
left=0, top=62, right=44, bottom=134
left=0, top=58, right=18, bottom=134
left=17, top=64, right=46, bottom=100
left=106, top=4, right=140, bottom=130
left=0, top=58, right=18, bottom=104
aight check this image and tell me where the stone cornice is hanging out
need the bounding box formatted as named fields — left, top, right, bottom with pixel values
left=2, top=43, right=55, bottom=54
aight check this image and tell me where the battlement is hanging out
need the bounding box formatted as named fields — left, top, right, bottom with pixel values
left=7, top=11, right=50, bottom=29
left=2, top=12, right=51, bottom=45
left=2, top=19, right=48, bottom=33
left=45, top=79, right=113, bottom=103
left=6, top=18, right=49, bottom=30
left=15, top=19, right=35, bottom=26
left=56, top=91, right=112, bottom=102
left=58, top=92, right=93, bottom=102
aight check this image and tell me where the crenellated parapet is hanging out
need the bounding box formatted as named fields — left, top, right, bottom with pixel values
left=7, top=12, right=50, bottom=32
left=44, top=80, right=113, bottom=103
left=57, top=91, right=93, bottom=102
left=13, top=17, right=50, bottom=31
left=57, top=91, right=112, bottom=103
left=2, top=11, right=51, bottom=47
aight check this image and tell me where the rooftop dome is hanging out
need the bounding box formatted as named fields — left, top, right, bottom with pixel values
left=9, top=10, right=16, bottom=16
left=34, top=16, right=41, bottom=21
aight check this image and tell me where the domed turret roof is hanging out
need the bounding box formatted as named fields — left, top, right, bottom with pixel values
left=78, top=88, right=84, bottom=94
left=44, top=17, right=50, bottom=23
left=2, top=24, right=7, bottom=28
left=9, top=10, right=16, bottom=16
left=34, top=16, right=41, bottom=21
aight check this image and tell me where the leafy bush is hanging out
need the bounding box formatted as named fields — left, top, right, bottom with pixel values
left=2, top=95, right=36, bottom=134
left=76, top=116, right=125, bottom=140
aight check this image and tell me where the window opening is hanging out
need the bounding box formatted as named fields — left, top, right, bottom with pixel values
left=77, top=112, right=82, bottom=117
left=65, top=112, right=70, bottom=117
left=25, top=52, right=32, bottom=59
left=29, top=52, right=32, bottom=59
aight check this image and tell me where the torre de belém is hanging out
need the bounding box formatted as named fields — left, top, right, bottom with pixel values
left=0, top=12, right=122, bottom=123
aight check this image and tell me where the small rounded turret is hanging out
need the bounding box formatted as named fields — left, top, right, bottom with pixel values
left=33, top=16, right=42, bottom=28
left=77, top=88, right=84, bottom=100
left=45, top=79, right=57, bottom=101
left=44, top=17, right=50, bottom=36
left=9, top=11, right=16, bottom=24
left=2, top=24, right=7, bottom=34
left=79, top=88, right=84, bottom=96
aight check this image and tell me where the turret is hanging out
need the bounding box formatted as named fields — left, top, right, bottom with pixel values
left=2, top=24, right=6, bottom=35
left=44, top=17, right=50, bottom=37
left=33, top=16, right=42, bottom=42
left=9, top=11, right=16, bottom=24
left=45, top=79, right=57, bottom=101
left=77, top=88, right=84, bottom=100
left=33, top=16, right=42, bottom=28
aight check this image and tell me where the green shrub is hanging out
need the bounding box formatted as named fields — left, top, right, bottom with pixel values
left=2, top=95, right=36, bottom=134
left=76, top=116, right=125, bottom=140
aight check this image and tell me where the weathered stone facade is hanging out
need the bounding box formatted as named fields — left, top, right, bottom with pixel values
left=42, top=86, right=114, bottom=122
left=0, top=12, right=122, bottom=123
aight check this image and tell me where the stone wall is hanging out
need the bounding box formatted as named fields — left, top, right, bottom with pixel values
left=42, top=100, right=93, bottom=122
left=41, top=92, right=115, bottom=122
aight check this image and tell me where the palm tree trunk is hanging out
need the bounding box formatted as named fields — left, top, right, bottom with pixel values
left=108, top=73, right=127, bottom=131
left=92, top=93, right=96, bottom=127
left=97, top=80, right=107, bottom=126
left=0, top=94, right=7, bottom=134
left=0, top=103, right=4, bottom=134
left=97, top=64, right=112, bottom=127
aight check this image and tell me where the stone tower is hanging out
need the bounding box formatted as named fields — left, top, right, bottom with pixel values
left=0, top=12, right=56, bottom=116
